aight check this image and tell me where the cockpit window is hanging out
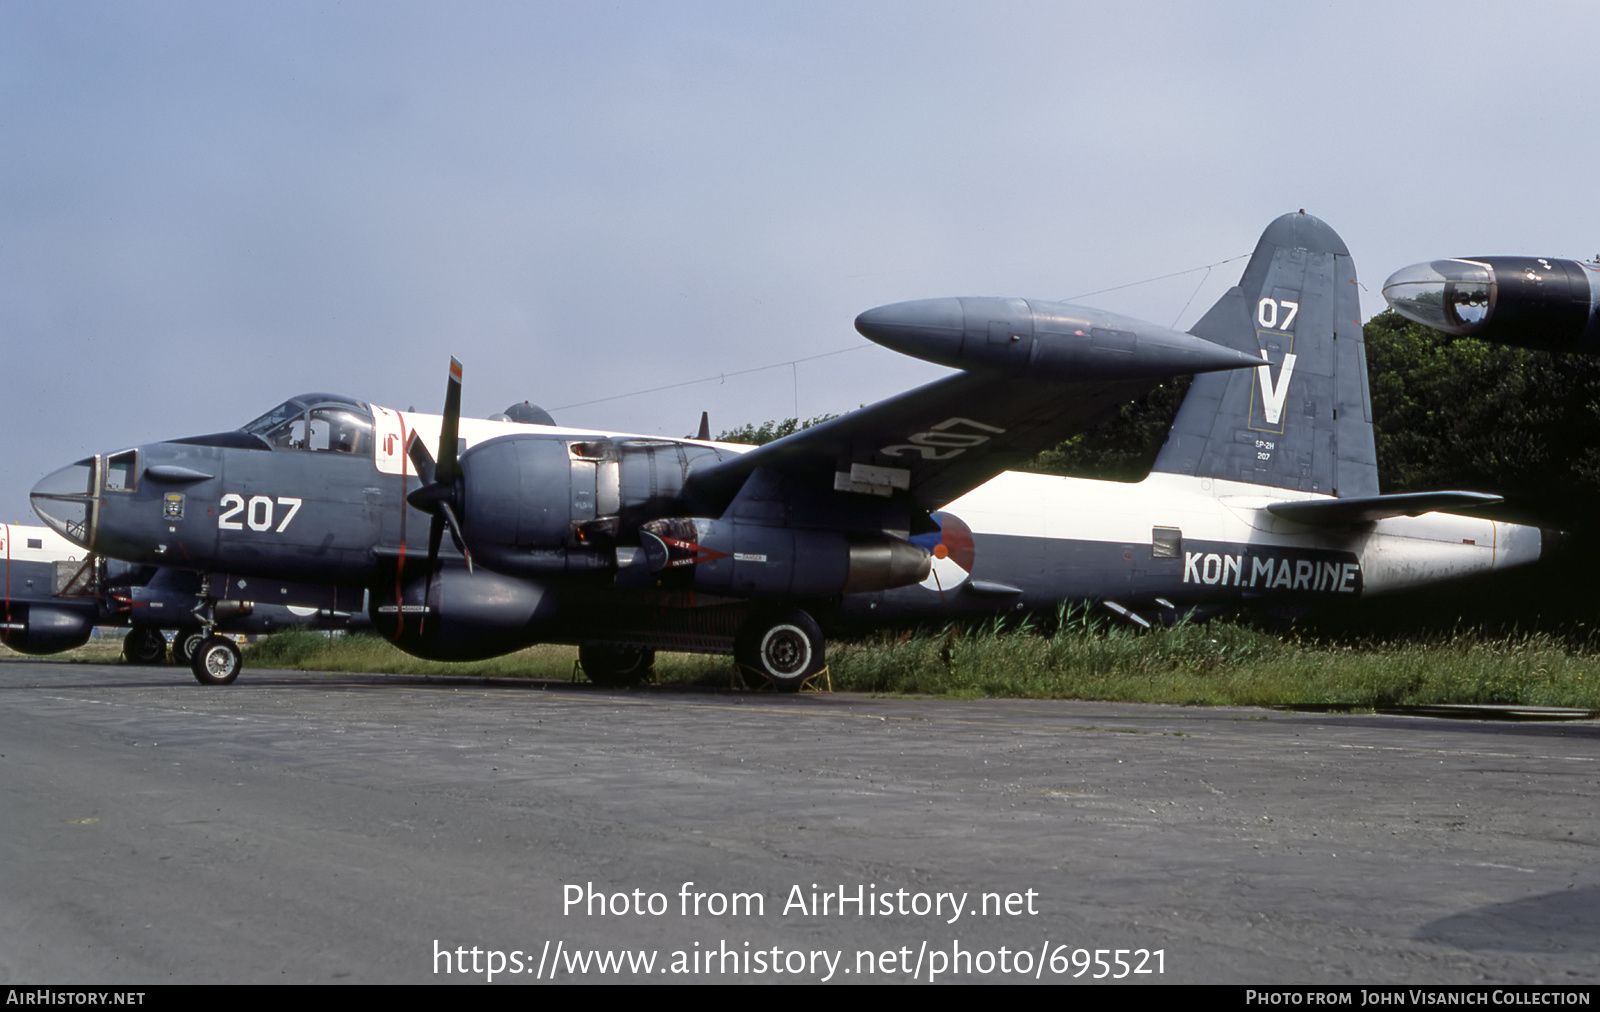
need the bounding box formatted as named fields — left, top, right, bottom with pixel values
left=243, top=399, right=308, bottom=438
left=257, top=415, right=308, bottom=450
left=308, top=408, right=373, bottom=454
left=240, top=394, right=371, bottom=452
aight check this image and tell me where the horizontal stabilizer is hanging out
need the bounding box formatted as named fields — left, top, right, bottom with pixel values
left=1265, top=491, right=1503, bottom=526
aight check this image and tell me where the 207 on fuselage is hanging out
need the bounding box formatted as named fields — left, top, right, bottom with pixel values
left=30, top=392, right=794, bottom=668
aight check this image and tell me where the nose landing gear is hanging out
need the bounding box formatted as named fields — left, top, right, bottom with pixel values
left=191, top=635, right=242, bottom=685
left=184, top=586, right=242, bottom=686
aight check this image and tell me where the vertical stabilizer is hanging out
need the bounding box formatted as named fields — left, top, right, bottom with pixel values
left=1152, top=212, right=1378, bottom=498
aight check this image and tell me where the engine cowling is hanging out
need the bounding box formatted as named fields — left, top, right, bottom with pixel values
left=457, top=434, right=733, bottom=576
left=371, top=567, right=553, bottom=661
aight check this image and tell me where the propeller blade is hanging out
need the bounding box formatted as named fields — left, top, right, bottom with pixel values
left=427, top=513, right=445, bottom=574
left=406, top=430, right=436, bottom=486
left=436, top=357, right=464, bottom=484
left=405, top=357, right=473, bottom=579
left=438, top=500, right=473, bottom=574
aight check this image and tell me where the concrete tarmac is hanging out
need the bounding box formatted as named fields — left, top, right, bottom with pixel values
left=1, top=659, right=1597, bottom=984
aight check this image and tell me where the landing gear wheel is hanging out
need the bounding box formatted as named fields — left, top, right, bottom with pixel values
left=191, top=635, right=242, bottom=686
left=122, top=625, right=168, bottom=665
left=578, top=643, right=656, bottom=687
left=172, top=625, right=206, bottom=665
left=735, top=608, right=825, bottom=692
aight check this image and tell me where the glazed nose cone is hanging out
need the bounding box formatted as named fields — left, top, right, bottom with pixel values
left=31, top=458, right=96, bottom=548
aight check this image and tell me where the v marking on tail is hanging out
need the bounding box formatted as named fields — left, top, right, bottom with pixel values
left=1256, top=351, right=1298, bottom=426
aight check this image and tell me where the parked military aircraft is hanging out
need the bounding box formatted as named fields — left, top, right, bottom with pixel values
left=9, top=398, right=560, bottom=663
left=31, top=229, right=1274, bottom=686
left=32, top=213, right=1539, bottom=688
left=1383, top=255, right=1600, bottom=352
left=0, top=521, right=99, bottom=654
left=0, top=519, right=366, bottom=662
left=113, top=566, right=368, bottom=665
left=831, top=213, right=1545, bottom=628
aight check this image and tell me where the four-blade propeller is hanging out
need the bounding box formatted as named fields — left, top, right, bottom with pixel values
left=404, top=357, right=472, bottom=575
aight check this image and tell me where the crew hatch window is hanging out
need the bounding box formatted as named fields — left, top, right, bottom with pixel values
left=104, top=450, right=138, bottom=492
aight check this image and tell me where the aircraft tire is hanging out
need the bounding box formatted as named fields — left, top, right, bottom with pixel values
left=172, top=625, right=206, bottom=665
left=191, top=635, right=242, bottom=686
left=122, top=624, right=169, bottom=665
left=735, top=607, right=825, bottom=692
left=579, top=642, right=655, bottom=686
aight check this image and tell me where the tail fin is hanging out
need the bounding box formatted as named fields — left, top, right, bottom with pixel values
left=1152, top=211, right=1378, bottom=498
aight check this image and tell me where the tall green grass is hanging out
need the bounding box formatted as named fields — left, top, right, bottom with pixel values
left=12, top=619, right=1592, bottom=708
left=229, top=614, right=1600, bottom=709
left=826, top=616, right=1599, bottom=708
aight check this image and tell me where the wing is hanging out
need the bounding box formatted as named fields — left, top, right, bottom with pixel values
left=686, top=369, right=1154, bottom=523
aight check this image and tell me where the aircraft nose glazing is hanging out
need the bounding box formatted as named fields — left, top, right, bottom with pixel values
left=30, top=458, right=97, bottom=549
left=1382, top=259, right=1497, bottom=336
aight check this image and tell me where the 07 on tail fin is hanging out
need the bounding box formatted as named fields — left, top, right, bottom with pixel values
left=1152, top=211, right=1378, bottom=498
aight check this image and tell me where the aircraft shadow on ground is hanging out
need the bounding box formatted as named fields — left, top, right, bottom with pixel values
left=1417, top=885, right=1600, bottom=952
left=0, top=662, right=763, bottom=696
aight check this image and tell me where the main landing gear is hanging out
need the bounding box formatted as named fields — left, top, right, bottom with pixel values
left=734, top=607, right=827, bottom=692
left=577, top=608, right=830, bottom=692
left=578, top=642, right=657, bottom=687
left=121, top=624, right=169, bottom=665
left=172, top=625, right=206, bottom=666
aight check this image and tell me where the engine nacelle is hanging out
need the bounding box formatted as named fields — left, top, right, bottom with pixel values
left=0, top=601, right=96, bottom=655
left=638, top=518, right=930, bottom=597
left=371, top=567, right=553, bottom=661
left=459, top=433, right=734, bottom=577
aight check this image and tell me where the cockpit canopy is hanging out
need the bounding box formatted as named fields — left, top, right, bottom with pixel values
left=242, top=394, right=374, bottom=454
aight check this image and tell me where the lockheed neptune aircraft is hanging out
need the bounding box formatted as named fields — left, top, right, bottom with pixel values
left=29, top=213, right=1541, bottom=687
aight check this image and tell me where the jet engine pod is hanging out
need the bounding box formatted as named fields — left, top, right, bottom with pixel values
left=1383, top=257, right=1600, bottom=352
left=639, top=518, right=930, bottom=597
left=372, top=567, right=551, bottom=661
left=0, top=601, right=96, bottom=655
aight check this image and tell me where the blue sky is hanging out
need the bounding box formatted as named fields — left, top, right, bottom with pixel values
left=4, top=1, right=1595, bottom=519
